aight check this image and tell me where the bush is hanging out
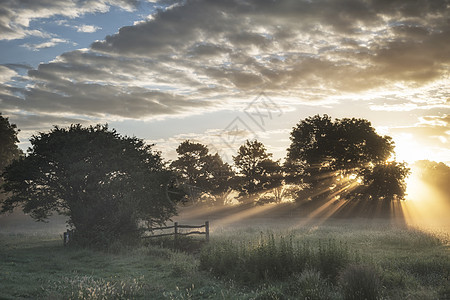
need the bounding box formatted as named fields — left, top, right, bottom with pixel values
left=339, top=264, right=381, bottom=300
left=199, top=234, right=355, bottom=285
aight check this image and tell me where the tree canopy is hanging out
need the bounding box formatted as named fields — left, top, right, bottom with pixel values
left=286, top=115, right=409, bottom=203
left=233, top=140, right=283, bottom=202
left=1, top=124, right=181, bottom=247
left=171, top=140, right=234, bottom=205
left=0, top=113, right=22, bottom=172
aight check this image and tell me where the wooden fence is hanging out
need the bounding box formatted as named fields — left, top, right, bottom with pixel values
left=143, top=221, right=210, bottom=242
left=62, top=221, right=210, bottom=246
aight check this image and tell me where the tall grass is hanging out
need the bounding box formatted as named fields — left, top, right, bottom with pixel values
left=200, top=234, right=355, bottom=284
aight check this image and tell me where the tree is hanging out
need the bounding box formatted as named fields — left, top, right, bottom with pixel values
left=0, top=113, right=22, bottom=172
left=414, top=160, right=450, bottom=199
left=357, top=162, right=410, bottom=202
left=171, top=140, right=234, bottom=205
left=171, top=140, right=209, bottom=187
left=233, top=140, right=283, bottom=203
left=0, top=113, right=22, bottom=206
left=203, top=153, right=235, bottom=205
left=286, top=115, right=408, bottom=203
left=1, top=124, right=181, bottom=247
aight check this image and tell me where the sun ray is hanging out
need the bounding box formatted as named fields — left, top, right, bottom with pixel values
left=400, top=168, right=450, bottom=240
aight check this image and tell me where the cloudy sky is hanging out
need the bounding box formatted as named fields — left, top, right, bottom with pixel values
left=0, top=0, right=449, bottom=164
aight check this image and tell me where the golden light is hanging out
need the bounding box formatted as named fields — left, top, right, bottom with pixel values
left=393, top=134, right=434, bottom=163
left=401, top=167, right=450, bottom=239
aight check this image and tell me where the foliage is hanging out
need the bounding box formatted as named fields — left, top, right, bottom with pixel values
left=0, top=113, right=22, bottom=172
left=1, top=124, right=181, bottom=247
left=356, top=161, right=410, bottom=202
left=171, top=140, right=210, bottom=187
left=199, top=234, right=353, bottom=285
left=171, top=140, right=234, bottom=205
left=1, top=220, right=448, bottom=299
left=339, top=264, right=381, bottom=300
left=233, top=140, right=283, bottom=202
left=286, top=114, right=408, bottom=203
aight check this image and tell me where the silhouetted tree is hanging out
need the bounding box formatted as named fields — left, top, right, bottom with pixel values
left=171, top=140, right=234, bottom=205
left=1, top=124, right=181, bottom=247
left=357, top=162, right=410, bottom=202
left=233, top=140, right=283, bottom=203
left=203, top=153, right=235, bottom=205
left=0, top=113, right=22, bottom=172
left=414, top=160, right=450, bottom=198
left=171, top=140, right=209, bottom=188
left=0, top=113, right=22, bottom=205
left=286, top=115, right=408, bottom=202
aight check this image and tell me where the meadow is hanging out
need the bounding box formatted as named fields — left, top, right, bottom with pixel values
left=0, top=213, right=449, bottom=299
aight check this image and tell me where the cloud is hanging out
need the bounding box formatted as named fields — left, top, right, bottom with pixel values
left=387, top=114, right=450, bottom=163
left=90, top=0, right=450, bottom=91
left=0, top=0, right=138, bottom=40
left=75, top=24, right=101, bottom=33
left=1, top=0, right=450, bottom=128
left=390, top=114, right=450, bottom=146
left=22, top=38, right=74, bottom=51
left=0, top=65, right=18, bottom=83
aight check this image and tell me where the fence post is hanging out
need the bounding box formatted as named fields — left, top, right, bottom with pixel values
left=174, top=222, right=178, bottom=245
left=63, top=231, right=69, bottom=246
left=205, top=221, right=209, bottom=242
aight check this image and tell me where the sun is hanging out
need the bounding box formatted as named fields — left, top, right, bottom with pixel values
left=393, top=134, right=432, bottom=163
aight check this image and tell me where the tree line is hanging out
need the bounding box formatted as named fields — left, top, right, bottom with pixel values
left=171, top=115, right=410, bottom=206
left=0, top=113, right=411, bottom=246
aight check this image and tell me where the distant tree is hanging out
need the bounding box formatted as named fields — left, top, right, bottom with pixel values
left=171, top=140, right=209, bottom=188
left=0, top=113, right=22, bottom=205
left=171, top=140, right=235, bottom=205
left=286, top=115, right=408, bottom=202
left=356, top=162, right=410, bottom=202
left=233, top=140, right=283, bottom=203
left=414, top=160, right=450, bottom=198
left=0, top=113, right=22, bottom=172
left=203, top=153, right=235, bottom=205
left=1, top=124, right=181, bottom=247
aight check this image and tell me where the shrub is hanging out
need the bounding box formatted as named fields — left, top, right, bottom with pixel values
left=339, top=264, right=381, bottom=300
left=199, top=234, right=354, bottom=285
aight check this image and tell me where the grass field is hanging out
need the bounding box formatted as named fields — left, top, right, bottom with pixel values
left=0, top=214, right=449, bottom=299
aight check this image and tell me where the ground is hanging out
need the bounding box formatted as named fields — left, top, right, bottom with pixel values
left=0, top=205, right=449, bottom=299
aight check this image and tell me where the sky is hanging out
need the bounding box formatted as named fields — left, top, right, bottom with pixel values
left=0, top=0, right=449, bottom=164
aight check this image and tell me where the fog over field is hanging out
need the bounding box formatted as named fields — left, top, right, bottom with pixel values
left=1, top=0, right=449, bottom=299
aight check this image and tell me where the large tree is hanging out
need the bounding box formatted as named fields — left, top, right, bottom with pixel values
left=203, top=153, right=235, bottom=205
left=171, top=140, right=234, bottom=205
left=0, top=113, right=22, bottom=172
left=233, top=140, right=283, bottom=203
left=286, top=115, right=409, bottom=202
left=171, top=140, right=209, bottom=188
left=1, top=124, right=181, bottom=247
